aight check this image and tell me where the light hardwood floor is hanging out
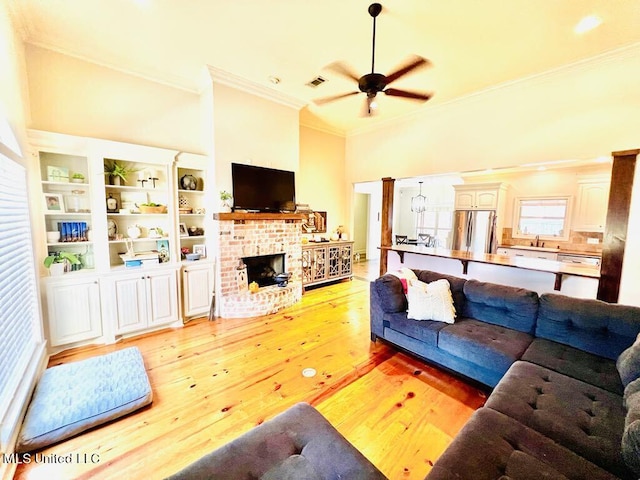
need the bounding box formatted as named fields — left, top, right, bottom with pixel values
left=14, top=272, right=486, bottom=480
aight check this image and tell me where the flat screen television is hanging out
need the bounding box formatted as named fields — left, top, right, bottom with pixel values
left=231, top=163, right=296, bottom=212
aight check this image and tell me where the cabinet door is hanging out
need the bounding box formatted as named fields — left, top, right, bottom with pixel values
left=183, top=264, right=213, bottom=318
left=301, top=248, right=313, bottom=284
left=113, top=275, right=148, bottom=334
left=575, top=182, right=609, bottom=232
left=340, top=244, right=353, bottom=276
left=454, top=191, right=475, bottom=209
left=475, top=189, right=498, bottom=210
left=312, top=246, right=327, bottom=282
left=328, top=245, right=341, bottom=278
left=47, top=278, right=102, bottom=347
left=147, top=270, right=178, bottom=326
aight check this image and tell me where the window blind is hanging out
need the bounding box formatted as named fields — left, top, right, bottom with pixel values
left=0, top=151, right=40, bottom=444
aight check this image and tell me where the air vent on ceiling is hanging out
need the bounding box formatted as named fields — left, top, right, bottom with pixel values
left=306, top=76, right=327, bottom=88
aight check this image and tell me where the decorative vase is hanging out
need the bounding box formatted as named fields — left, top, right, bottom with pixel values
left=49, top=263, right=65, bottom=276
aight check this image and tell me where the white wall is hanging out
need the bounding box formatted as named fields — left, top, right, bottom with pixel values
left=0, top=2, right=29, bottom=160
left=299, top=126, right=347, bottom=233
left=346, top=45, right=640, bottom=183
left=205, top=81, right=300, bottom=196
left=25, top=45, right=203, bottom=153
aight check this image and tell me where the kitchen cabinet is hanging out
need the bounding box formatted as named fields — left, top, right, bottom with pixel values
left=103, top=267, right=179, bottom=335
left=44, top=275, right=102, bottom=347
left=182, top=260, right=214, bottom=319
left=302, top=241, right=353, bottom=288
left=574, top=179, right=610, bottom=232
left=454, top=183, right=506, bottom=210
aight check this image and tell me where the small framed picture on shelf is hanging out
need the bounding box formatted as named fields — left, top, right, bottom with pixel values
left=179, top=223, right=189, bottom=237
left=47, top=166, right=69, bottom=183
left=106, top=192, right=121, bottom=213
left=193, top=244, right=206, bottom=258
left=156, top=239, right=170, bottom=263
left=43, top=193, right=65, bottom=212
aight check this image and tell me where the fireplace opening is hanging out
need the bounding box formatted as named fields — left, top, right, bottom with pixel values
left=242, top=254, right=285, bottom=287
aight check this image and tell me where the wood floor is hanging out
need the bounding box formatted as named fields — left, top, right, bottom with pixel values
left=14, top=265, right=486, bottom=480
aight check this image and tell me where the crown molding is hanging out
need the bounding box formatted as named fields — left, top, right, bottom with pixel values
left=205, top=65, right=307, bottom=110
left=299, top=121, right=346, bottom=138
left=349, top=41, right=640, bottom=137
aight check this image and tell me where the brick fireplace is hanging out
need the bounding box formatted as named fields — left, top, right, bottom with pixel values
left=212, top=213, right=304, bottom=318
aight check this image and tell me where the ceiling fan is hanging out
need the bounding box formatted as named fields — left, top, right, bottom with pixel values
left=314, top=3, right=432, bottom=116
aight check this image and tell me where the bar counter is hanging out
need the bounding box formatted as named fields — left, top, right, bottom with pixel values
left=381, top=245, right=600, bottom=297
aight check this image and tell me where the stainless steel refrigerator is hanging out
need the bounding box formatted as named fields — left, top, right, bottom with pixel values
left=451, top=210, right=498, bottom=254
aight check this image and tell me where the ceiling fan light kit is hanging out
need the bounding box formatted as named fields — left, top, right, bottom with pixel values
left=314, top=3, right=433, bottom=116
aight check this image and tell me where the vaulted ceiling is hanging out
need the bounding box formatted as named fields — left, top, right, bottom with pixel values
left=8, top=0, right=640, bottom=134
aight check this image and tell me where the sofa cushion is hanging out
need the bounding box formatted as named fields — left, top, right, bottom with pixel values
left=622, top=378, right=640, bottom=476
left=373, top=274, right=407, bottom=313
left=406, top=279, right=456, bottom=323
left=415, top=270, right=467, bottom=314
left=522, top=338, right=623, bottom=395
left=387, top=316, right=447, bottom=347
left=437, top=319, right=533, bottom=375
left=617, top=333, right=640, bottom=387
left=166, top=403, right=386, bottom=480
left=536, top=293, right=640, bottom=360
left=485, top=361, right=631, bottom=479
left=461, top=280, right=538, bottom=334
left=426, top=408, right=619, bottom=480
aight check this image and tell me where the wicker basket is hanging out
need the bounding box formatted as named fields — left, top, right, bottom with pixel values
left=139, top=205, right=167, bottom=214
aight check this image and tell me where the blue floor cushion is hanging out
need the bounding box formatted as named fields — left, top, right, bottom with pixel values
left=16, top=347, right=152, bottom=453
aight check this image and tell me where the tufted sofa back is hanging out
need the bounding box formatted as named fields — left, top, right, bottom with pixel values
left=461, top=279, right=539, bottom=334
left=536, top=293, right=640, bottom=360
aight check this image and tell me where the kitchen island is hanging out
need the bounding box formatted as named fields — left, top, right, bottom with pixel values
left=381, top=245, right=600, bottom=299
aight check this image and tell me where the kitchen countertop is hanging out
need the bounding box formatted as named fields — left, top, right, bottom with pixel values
left=498, top=245, right=601, bottom=258
left=381, top=245, right=600, bottom=286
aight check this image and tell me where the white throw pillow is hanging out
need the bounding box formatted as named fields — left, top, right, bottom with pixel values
left=407, top=279, right=456, bottom=323
left=386, top=267, right=417, bottom=282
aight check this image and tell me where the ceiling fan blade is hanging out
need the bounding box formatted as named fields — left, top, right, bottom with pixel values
left=313, top=91, right=360, bottom=105
left=325, top=61, right=362, bottom=83
left=385, top=56, right=430, bottom=85
left=384, top=88, right=432, bottom=102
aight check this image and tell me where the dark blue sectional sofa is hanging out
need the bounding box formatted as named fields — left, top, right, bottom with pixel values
left=370, top=269, right=640, bottom=480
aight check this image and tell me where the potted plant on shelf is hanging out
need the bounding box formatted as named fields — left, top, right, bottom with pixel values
left=104, top=160, right=136, bottom=186
left=220, top=191, right=232, bottom=212
left=44, top=251, right=81, bottom=276
left=71, top=172, right=85, bottom=183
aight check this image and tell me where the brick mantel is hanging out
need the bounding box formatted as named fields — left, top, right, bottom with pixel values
left=212, top=214, right=303, bottom=318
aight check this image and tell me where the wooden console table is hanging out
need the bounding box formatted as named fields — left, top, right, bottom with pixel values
left=302, top=241, right=353, bottom=289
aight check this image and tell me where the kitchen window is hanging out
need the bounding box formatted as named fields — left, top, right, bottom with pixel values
left=513, top=196, right=571, bottom=241
left=416, top=207, right=453, bottom=247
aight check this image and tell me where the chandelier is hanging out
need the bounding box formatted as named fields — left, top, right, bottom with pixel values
left=411, top=181, right=427, bottom=213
